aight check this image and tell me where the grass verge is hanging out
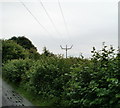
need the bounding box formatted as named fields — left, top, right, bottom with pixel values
left=3, top=79, right=55, bottom=106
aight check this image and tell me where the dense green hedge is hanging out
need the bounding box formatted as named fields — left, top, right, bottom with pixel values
left=2, top=44, right=120, bottom=107
left=3, top=59, right=34, bottom=85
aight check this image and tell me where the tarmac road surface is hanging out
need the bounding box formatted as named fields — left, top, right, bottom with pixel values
left=0, top=77, right=34, bottom=107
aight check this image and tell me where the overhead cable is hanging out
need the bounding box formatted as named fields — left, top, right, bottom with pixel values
left=19, top=0, right=51, bottom=36
left=39, top=0, right=61, bottom=36
left=58, top=0, right=69, bottom=36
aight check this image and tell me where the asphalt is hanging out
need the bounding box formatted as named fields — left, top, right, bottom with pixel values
left=0, top=77, right=34, bottom=107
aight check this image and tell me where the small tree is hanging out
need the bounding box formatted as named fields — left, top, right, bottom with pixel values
left=42, top=47, right=55, bottom=57
left=9, top=36, right=37, bottom=51
left=2, top=40, right=28, bottom=63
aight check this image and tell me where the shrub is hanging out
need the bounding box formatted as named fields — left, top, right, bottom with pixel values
left=2, top=40, right=28, bottom=63
left=26, top=57, right=72, bottom=97
left=2, top=40, right=120, bottom=107
left=60, top=44, right=120, bottom=107
left=2, top=59, right=33, bottom=85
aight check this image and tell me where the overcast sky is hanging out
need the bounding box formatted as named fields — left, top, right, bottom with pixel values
left=0, top=0, right=119, bottom=58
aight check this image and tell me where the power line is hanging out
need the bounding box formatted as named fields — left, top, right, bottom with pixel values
left=39, top=0, right=61, bottom=36
left=19, top=0, right=51, bottom=36
left=58, top=0, right=69, bottom=36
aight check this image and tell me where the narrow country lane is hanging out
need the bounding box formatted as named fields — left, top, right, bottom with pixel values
left=0, top=77, right=34, bottom=107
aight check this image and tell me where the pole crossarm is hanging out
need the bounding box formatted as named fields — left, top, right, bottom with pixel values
left=60, top=45, right=73, bottom=58
left=67, top=45, right=73, bottom=50
left=60, top=45, right=66, bottom=50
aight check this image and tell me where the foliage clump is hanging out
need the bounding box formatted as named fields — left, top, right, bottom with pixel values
left=2, top=38, right=120, bottom=107
left=3, top=59, right=33, bottom=85
left=9, top=36, right=37, bottom=51
left=2, top=40, right=28, bottom=63
left=61, top=44, right=120, bottom=107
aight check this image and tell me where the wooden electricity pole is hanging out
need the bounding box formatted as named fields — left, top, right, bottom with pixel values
left=60, top=45, right=73, bottom=58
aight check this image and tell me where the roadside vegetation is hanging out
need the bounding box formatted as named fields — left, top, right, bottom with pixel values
left=2, top=36, right=120, bottom=107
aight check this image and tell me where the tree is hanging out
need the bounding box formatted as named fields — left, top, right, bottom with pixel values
left=42, top=47, right=55, bottom=57
left=2, top=40, right=28, bottom=63
left=9, top=36, right=37, bottom=51
left=9, top=36, right=41, bottom=60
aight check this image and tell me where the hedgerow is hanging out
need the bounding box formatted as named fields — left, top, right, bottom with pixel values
left=2, top=44, right=120, bottom=107
left=2, top=59, right=34, bottom=85
left=60, top=45, right=120, bottom=107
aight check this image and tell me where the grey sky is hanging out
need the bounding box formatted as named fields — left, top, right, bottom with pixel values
left=0, top=0, right=119, bottom=58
